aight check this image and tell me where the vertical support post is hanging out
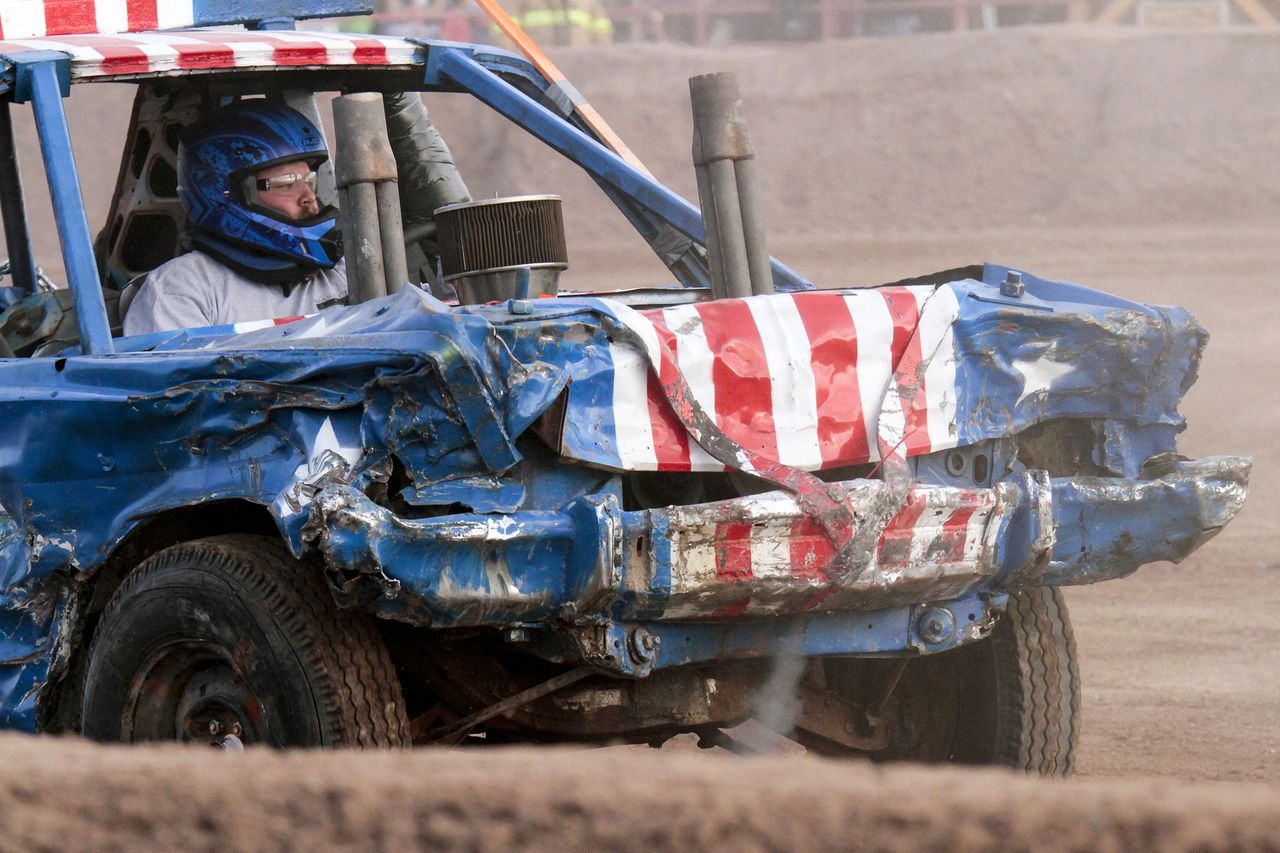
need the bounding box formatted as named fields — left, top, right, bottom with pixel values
left=0, top=101, right=37, bottom=295
left=333, top=92, right=407, bottom=304
left=690, top=72, right=773, bottom=300
left=693, top=164, right=727, bottom=297
left=27, top=61, right=113, bottom=355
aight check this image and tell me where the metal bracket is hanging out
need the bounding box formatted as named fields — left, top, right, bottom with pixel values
left=1, top=52, right=72, bottom=104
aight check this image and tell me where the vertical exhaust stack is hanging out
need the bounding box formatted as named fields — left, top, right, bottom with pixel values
left=689, top=72, right=773, bottom=300
left=332, top=93, right=409, bottom=304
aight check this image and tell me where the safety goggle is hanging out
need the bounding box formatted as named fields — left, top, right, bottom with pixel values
left=251, top=170, right=318, bottom=198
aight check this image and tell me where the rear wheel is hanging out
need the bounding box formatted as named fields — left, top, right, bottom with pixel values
left=815, top=587, right=1080, bottom=775
left=81, top=534, right=409, bottom=748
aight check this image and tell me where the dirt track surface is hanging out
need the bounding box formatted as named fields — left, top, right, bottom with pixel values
left=1, top=23, right=1277, bottom=844
left=5, top=734, right=1280, bottom=852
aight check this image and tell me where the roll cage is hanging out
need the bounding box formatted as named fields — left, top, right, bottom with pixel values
left=0, top=31, right=811, bottom=357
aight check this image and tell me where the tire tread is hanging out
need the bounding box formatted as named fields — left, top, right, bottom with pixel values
left=89, top=534, right=409, bottom=747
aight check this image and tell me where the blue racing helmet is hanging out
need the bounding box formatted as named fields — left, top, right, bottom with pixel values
left=178, top=100, right=342, bottom=283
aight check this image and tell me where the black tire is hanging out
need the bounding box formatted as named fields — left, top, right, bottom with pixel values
left=950, top=586, right=1080, bottom=774
left=815, top=587, right=1080, bottom=775
left=81, top=534, right=410, bottom=748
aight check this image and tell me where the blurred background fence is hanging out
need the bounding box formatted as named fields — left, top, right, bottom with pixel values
left=352, top=0, right=1277, bottom=46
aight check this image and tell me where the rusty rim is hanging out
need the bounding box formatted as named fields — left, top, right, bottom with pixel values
left=121, top=641, right=267, bottom=747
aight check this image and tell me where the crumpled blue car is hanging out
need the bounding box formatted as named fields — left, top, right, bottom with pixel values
left=0, top=0, right=1248, bottom=772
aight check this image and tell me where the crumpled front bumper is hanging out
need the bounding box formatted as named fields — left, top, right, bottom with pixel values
left=308, top=456, right=1250, bottom=631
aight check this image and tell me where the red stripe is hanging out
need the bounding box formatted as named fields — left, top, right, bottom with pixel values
left=714, top=521, right=754, bottom=581
left=262, top=35, right=329, bottom=67
left=695, top=299, right=778, bottom=460
left=46, top=1, right=97, bottom=35
left=788, top=517, right=833, bottom=581
left=879, top=287, right=931, bottom=457
left=127, top=0, right=159, bottom=30
left=55, top=34, right=152, bottom=74
left=877, top=495, right=927, bottom=567
left=792, top=291, right=868, bottom=466
left=173, top=41, right=235, bottom=70
left=274, top=316, right=304, bottom=326
left=710, top=520, right=754, bottom=617
left=712, top=599, right=751, bottom=618
left=347, top=36, right=391, bottom=65
left=188, top=31, right=328, bottom=66
left=157, top=32, right=250, bottom=69
left=937, top=505, right=978, bottom=563
left=646, top=313, right=692, bottom=472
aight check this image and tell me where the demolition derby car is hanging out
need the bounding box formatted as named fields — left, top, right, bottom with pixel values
left=0, top=1, right=1249, bottom=772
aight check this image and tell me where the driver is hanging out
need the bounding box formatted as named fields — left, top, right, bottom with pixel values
left=123, top=100, right=348, bottom=336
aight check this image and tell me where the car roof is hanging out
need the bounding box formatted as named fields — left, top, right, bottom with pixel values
left=0, top=29, right=428, bottom=82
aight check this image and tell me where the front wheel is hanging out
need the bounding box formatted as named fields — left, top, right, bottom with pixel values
left=814, top=587, right=1080, bottom=775
left=950, top=586, right=1080, bottom=773
left=81, top=534, right=410, bottom=748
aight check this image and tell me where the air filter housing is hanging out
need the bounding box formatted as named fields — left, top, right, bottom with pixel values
left=434, top=195, right=568, bottom=304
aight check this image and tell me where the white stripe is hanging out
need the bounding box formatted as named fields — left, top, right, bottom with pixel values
left=961, top=505, right=993, bottom=565
left=661, top=303, right=721, bottom=471
left=748, top=519, right=796, bottom=579
left=117, top=31, right=204, bottom=45
left=1, top=2, right=47, bottom=39
left=910, top=505, right=950, bottom=564
left=914, top=284, right=961, bottom=453
left=747, top=295, right=822, bottom=470
left=232, top=319, right=278, bottom=334
left=4, top=38, right=108, bottom=75
left=606, top=303, right=661, bottom=470
left=667, top=524, right=718, bottom=591
left=290, top=315, right=331, bottom=339
left=845, top=290, right=895, bottom=464
left=155, top=0, right=195, bottom=30
left=95, top=0, right=129, bottom=34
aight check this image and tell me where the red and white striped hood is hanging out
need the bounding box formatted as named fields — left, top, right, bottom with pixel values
left=581, top=284, right=962, bottom=473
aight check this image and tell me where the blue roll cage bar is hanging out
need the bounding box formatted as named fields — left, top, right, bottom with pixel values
left=0, top=19, right=813, bottom=359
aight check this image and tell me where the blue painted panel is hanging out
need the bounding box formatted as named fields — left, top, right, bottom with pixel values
left=948, top=273, right=1204, bottom=476
left=191, top=0, right=373, bottom=26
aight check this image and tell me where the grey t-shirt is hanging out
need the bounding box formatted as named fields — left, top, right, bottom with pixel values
left=123, top=250, right=348, bottom=336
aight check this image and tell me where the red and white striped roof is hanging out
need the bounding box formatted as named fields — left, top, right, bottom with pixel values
left=0, top=0, right=200, bottom=40
left=0, top=28, right=424, bottom=79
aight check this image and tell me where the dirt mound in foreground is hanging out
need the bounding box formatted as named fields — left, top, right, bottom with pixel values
left=4, top=734, right=1280, bottom=851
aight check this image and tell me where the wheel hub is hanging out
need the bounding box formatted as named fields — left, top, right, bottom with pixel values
left=123, top=642, right=267, bottom=746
